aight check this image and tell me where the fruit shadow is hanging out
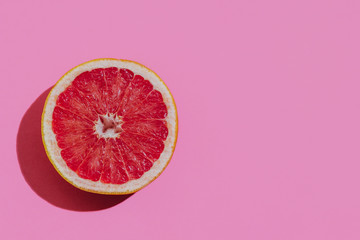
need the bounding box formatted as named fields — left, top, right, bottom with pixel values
left=16, top=87, right=133, bottom=211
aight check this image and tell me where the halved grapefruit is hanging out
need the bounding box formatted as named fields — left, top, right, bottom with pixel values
left=41, top=59, right=178, bottom=194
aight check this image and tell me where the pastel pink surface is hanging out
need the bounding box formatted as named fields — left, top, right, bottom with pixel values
left=1, top=0, right=360, bottom=239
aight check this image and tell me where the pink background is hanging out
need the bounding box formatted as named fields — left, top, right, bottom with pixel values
left=1, top=0, right=360, bottom=239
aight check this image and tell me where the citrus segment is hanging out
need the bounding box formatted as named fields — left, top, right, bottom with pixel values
left=117, top=75, right=153, bottom=116
left=100, top=139, right=129, bottom=184
left=121, top=119, right=168, bottom=140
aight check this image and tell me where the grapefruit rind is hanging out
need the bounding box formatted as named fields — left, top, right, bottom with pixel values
left=41, top=58, right=178, bottom=195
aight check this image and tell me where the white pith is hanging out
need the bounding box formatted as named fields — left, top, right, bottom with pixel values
left=42, top=59, right=177, bottom=194
left=94, top=114, right=122, bottom=139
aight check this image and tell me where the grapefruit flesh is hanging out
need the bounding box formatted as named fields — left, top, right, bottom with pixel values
left=42, top=59, right=177, bottom=194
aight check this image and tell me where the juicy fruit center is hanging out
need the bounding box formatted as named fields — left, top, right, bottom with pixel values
left=52, top=67, right=169, bottom=185
left=95, top=114, right=123, bottom=138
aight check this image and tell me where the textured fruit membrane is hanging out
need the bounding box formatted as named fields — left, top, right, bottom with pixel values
left=52, top=68, right=168, bottom=184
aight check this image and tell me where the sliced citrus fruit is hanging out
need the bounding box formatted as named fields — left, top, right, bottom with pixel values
left=41, top=59, right=178, bottom=194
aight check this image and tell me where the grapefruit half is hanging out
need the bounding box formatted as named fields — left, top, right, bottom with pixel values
left=41, top=59, right=178, bottom=194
